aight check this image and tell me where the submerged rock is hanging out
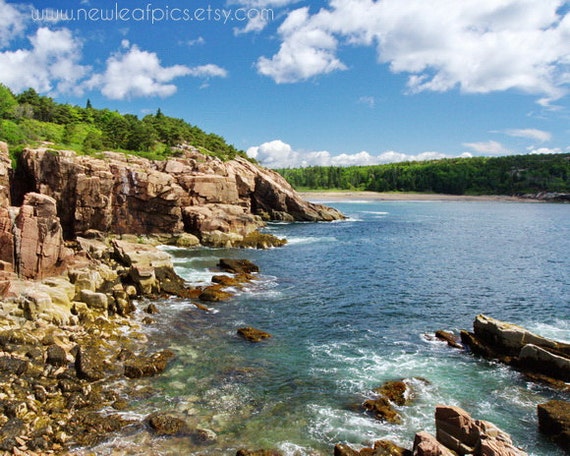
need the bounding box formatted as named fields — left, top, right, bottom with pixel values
left=362, top=396, right=402, bottom=424
left=236, top=450, right=283, bottom=456
left=218, top=258, right=260, bottom=274
left=237, top=327, right=272, bottom=343
left=199, top=285, right=235, bottom=302
left=123, top=349, right=175, bottom=378
left=374, top=380, right=412, bottom=406
left=334, top=440, right=411, bottom=456
left=434, top=329, right=463, bottom=349
left=147, top=411, right=192, bottom=436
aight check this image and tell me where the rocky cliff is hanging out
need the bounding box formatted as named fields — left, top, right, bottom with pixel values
left=12, top=145, right=342, bottom=239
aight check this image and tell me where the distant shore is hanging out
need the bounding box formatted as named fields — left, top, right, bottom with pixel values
left=299, top=190, right=539, bottom=203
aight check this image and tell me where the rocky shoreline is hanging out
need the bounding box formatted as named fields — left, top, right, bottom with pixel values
left=1, top=142, right=568, bottom=455
left=0, top=230, right=272, bottom=454
left=0, top=141, right=344, bottom=454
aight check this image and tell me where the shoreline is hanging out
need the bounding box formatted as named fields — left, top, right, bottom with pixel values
left=299, top=190, right=539, bottom=203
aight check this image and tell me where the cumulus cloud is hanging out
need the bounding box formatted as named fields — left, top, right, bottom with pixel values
left=528, top=146, right=569, bottom=155
left=86, top=42, right=227, bottom=99
left=462, top=140, right=511, bottom=155
left=0, top=0, right=27, bottom=48
left=256, top=0, right=570, bottom=103
left=247, top=139, right=302, bottom=168
left=504, top=128, right=552, bottom=142
left=0, top=27, right=89, bottom=95
left=256, top=7, right=347, bottom=83
left=248, top=139, right=457, bottom=168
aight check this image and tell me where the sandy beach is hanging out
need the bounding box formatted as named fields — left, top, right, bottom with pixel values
left=299, top=190, right=534, bottom=203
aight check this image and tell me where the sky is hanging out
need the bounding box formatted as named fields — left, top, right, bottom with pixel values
left=1, top=0, right=570, bottom=168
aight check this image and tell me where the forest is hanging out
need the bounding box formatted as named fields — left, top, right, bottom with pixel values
left=0, top=84, right=247, bottom=163
left=277, top=154, right=570, bottom=196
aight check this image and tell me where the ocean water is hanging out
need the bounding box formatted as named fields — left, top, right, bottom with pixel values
left=81, top=200, right=570, bottom=455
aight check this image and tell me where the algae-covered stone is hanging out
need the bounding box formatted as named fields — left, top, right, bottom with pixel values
left=147, top=411, right=191, bottom=436
left=362, top=396, right=402, bottom=424
left=123, top=349, right=175, bottom=378
left=75, top=345, right=105, bottom=381
left=237, top=327, right=272, bottom=343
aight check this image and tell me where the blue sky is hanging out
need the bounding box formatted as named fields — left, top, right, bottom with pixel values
left=1, top=0, right=570, bottom=168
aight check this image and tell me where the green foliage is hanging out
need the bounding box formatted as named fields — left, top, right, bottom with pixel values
left=0, top=120, right=26, bottom=145
left=0, top=87, right=248, bottom=162
left=0, top=84, right=17, bottom=119
left=277, top=154, right=570, bottom=196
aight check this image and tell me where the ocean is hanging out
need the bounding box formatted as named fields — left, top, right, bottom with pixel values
left=81, top=199, right=570, bottom=455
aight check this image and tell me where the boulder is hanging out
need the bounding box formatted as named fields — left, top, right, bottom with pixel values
left=461, top=315, right=570, bottom=383
left=0, top=141, right=11, bottom=207
left=237, top=327, right=272, bottom=343
left=46, top=344, right=68, bottom=367
left=374, top=380, right=411, bottom=406
left=413, top=431, right=455, bottom=456
left=199, top=285, right=235, bottom=302
left=518, top=344, right=570, bottom=382
left=112, top=239, right=186, bottom=296
left=0, top=207, right=15, bottom=268
left=362, top=396, right=402, bottom=424
left=334, top=440, right=411, bottom=456
left=147, top=412, right=191, bottom=436
left=218, top=258, right=260, bottom=274
left=193, top=428, right=217, bottom=445
left=435, top=330, right=463, bottom=349
left=75, top=344, right=106, bottom=381
left=123, top=349, right=175, bottom=378
left=471, top=314, right=563, bottom=357
left=79, top=290, right=109, bottom=312
left=435, top=405, right=527, bottom=456
left=236, top=450, right=283, bottom=456
left=537, top=400, right=570, bottom=452
left=12, top=193, right=71, bottom=279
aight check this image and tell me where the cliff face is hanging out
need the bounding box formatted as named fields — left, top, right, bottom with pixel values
left=6, top=144, right=342, bottom=252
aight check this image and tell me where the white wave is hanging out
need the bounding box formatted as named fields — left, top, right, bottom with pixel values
left=285, top=236, right=338, bottom=245
left=360, top=211, right=389, bottom=216
left=277, top=442, right=316, bottom=456
left=526, top=319, right=570, bottom=343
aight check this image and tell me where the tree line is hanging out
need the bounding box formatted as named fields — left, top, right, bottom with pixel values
left=0, top=84, right=248, bottom=162
left=277, top=154, right=570, bottom=196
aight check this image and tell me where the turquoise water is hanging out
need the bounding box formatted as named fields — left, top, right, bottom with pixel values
left=82, top=200, right=570, bottom=455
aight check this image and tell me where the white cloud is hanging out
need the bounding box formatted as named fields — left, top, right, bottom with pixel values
left=462, top=140, right=511, bottom=155
left=0, top=27, right=89, bottom=95
left=256, top=7, right=347, bottom=83
left=184, top=36, right=206, bottom=47
left=528, top=146, right=569, bottom=155
left=249, top=139, right=455, bottom=168
left=256, top=0, right=570, bottom=103
left=187, top=64, right=228, bottom=78
left=247, top=139, right=301, bottom=168
left=234, top=14, right=270, bottom=35
left=87, top=43, right=227, bottom=99
left=358, top=96, right=375, bottom=108
left=504, top=128, right=552, bottom=142
left=0, top=0, right=27, bottom=48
